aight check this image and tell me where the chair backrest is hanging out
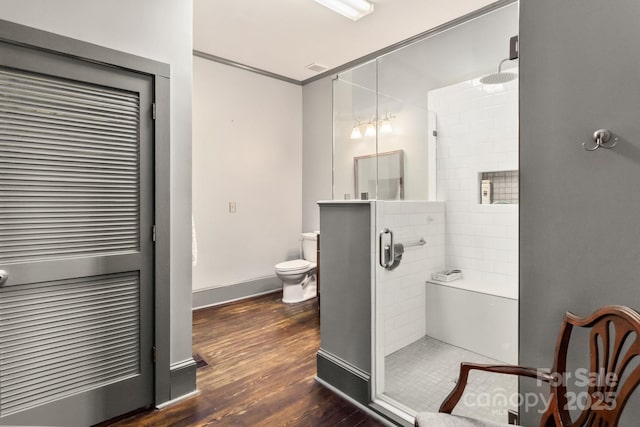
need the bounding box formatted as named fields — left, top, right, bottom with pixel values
left=540, top=306, right=640, bottom=426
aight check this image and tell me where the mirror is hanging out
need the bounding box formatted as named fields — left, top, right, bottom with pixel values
left=354, top=149, right=404, bottom=200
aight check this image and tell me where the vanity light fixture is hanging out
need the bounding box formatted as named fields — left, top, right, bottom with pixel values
left=350, top=124, right=363, bottom=139
left=349, top=113, right=396, bottom=139
left=364, top=120, right=377, bottom=137
left=313, top=0, right=374, bottom=21
left=378, top=113, right=395, bottom=135
left=379, top=117, right=393, bottom=134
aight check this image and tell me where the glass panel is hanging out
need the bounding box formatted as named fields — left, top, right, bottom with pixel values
left=333, top=61, right=378, bottom=201
left=376, top=56, right=431, bottom=201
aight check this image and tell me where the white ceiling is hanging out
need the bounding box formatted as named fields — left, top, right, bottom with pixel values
left=194, top=0, right=500, bottom=82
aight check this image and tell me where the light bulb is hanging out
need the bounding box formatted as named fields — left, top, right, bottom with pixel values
left=380, top=119, right=393, bottom=134
left=350, top=125, right=362, bottom=139
left=364, top=122, right=376, bottom=137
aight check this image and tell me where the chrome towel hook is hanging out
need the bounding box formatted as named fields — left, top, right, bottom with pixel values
left=582, top=129, right=619, bottom=151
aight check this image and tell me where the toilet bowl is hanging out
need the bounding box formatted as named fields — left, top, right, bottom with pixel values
left=275, top=232, right=318, bottom=304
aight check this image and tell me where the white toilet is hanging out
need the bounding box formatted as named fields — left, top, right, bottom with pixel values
left=275, top=232, right=318, bottom=304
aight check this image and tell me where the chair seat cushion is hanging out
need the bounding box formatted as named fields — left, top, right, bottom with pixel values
left=414, top=412, right=517, bottom=427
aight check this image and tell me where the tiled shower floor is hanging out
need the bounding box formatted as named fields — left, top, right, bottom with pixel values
left=385, top=336, right=518, bottom=424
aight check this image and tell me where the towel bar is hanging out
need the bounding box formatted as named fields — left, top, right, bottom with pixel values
left=384, top=237, right=426, bottom=251
left=402, top=238, right=426, bottom=248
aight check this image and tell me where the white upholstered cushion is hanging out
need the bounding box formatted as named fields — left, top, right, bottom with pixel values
left=414, top=412, right=517, bottom=427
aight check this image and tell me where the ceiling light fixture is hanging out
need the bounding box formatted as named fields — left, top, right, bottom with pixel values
left=313, top=0, right=374, bottom=21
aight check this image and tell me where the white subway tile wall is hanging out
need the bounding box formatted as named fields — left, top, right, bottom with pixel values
left=378, top=201, right=446, bottom=356
left=428, top=75, right=518, bottom=289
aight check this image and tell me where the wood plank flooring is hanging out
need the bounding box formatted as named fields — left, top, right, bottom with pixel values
left=108, top=292, right=386, bottom=426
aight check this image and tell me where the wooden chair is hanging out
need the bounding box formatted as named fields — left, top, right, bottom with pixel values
left=415, top=305, right=640, bottom=426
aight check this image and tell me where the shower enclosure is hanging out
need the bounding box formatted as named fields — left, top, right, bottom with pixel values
left=331, top=2, right=520, bottom=424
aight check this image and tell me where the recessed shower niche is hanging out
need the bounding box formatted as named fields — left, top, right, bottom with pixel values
left=479, top=170, right=519, bottom=205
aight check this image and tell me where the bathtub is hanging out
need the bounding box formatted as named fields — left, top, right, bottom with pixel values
left=425, top=279, right=518, bottom=364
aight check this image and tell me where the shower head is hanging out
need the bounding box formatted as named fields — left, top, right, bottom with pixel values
left=480, top=71, right=518, bottom=84
left=480, top=58, right=518, bottom=85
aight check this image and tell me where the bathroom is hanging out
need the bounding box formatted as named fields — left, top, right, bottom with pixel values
left=321, top=2, right=520, bottom=424
left=4, top=0, right=640, bottom=425
left=188, top=0, right=640, bottom=425
left=191, top=1, right=520, bottom=423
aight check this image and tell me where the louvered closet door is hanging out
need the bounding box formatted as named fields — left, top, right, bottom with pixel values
left=0, top=41, right=154, bottom=427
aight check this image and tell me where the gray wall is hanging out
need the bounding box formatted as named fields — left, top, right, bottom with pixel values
left=519, top=0, right=640, bottom=424
left=318, top=202, right=372, bottom=373
left=302, top=77, right=334, bottom=232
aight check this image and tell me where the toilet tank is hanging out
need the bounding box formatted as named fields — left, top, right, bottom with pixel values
left=301, top=232, right=318, bottom=263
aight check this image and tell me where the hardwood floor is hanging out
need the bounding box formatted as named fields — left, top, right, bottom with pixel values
left=109, top=292, right=386, bottom=426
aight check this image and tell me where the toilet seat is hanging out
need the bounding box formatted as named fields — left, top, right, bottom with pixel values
left=275, top=259, right=316, bottom=274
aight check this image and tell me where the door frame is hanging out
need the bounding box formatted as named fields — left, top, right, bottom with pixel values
left=0, top=19, right=173, bottom=405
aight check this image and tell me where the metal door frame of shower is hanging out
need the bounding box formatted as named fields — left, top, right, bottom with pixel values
left=0, top=19, right=174, bottom=406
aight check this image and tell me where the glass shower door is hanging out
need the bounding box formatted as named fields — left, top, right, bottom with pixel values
left=372, top=53, right=437, bottom=423
left=370, top=2, right=521, bottom=425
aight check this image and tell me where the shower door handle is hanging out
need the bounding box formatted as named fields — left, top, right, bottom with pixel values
left=379, top=228, right=394, bottom=269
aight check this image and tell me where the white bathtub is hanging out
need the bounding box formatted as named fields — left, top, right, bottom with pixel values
left=425, top=279, right=518, bottom=364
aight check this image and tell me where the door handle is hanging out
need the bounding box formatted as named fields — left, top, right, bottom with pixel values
left=378, top=228, right=394, bottom=269
left=0, top=270, right=8, bottom=286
